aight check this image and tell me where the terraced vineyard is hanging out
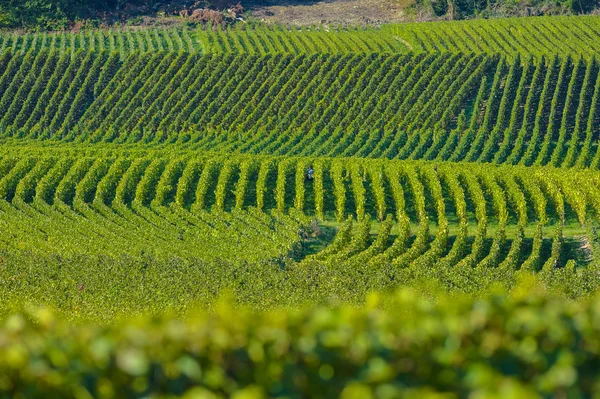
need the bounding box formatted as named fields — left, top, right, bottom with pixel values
left=0, top=149, right=593, bottom=268
left=0, top=50, right=598, bottom=166
left=3, top=16, right=600, bottom=396
left=5, top=16, right=600, bottom=58
left=389, top=16, right=600, bottom=58
left=0, top=17, right=599, bottom=280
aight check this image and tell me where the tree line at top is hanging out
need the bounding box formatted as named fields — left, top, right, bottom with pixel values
left=2, top=0, right=600, bottom=31
left=0, top=0, right=242, bottom=30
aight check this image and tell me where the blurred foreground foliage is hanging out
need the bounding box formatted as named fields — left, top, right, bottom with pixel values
left=2, top=280, right=600, bottom=398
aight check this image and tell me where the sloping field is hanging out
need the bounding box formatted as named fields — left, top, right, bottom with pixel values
left=3, top=16, right=600, bottom=57
left=0, top=50, right=599, bottom=167
left=2, top=15, right=600, bottom=397
left=0, top=17, right=599, bottom=297
left=0, top=149, right=593, bottom=266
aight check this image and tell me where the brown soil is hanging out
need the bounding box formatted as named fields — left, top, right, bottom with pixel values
left=73, top=0, right=414, bottom=30
left=245, top=0, right=414, bottom=26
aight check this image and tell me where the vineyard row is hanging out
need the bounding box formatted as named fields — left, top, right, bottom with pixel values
left=386, top=15, right=600, bottom=59
left=0, top=24, right=402, bottom=56
left=0, top=150, right=595, bottom=270
left=201, top=17, right=600, bottom=59
left=2, top=16, right=600, bottom=57
left=0, top=51, right=599, bottom=167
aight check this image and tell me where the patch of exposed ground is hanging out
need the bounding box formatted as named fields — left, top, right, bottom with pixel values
left=245, top=0, right=414, bottom=26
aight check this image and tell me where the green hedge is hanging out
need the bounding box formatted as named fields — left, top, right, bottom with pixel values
left=2, top=288, right=600, bottom=398
left=0, top=0, right=97, bottom=30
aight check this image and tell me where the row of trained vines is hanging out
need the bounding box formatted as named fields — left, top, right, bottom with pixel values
left=3, top=16, right=600, bottom=57
left=4, top=17, right=600, bottom=393
left=196, top=17, right=600, bottom=58
left=0, top=27, right=200, bottom=58
left=387, top=15, right=600, bottom=59
left=197, top=23, right=406, bottom=54
left=1, top=51, right=600, bottom=167
left=0, top=24, right=402, bottom=56
left=205, top=16, right=600, bottom=58
left=0, top=148, right=595, bottom=272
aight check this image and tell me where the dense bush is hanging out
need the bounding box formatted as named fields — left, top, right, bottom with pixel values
left=0, top=0, right=244, bottom=30
left=2, top=0, right=600, bottom=29
left=0, top=0, right=99, bottom=30
left=413, top=0, right=599, bottom=19
left=0, top=1, right=179, bottom=29
left=2, top=287, right=600, bottom=397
